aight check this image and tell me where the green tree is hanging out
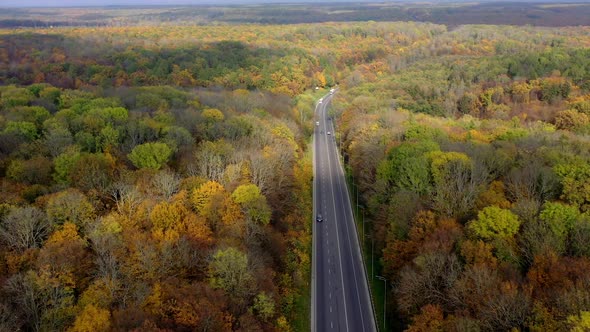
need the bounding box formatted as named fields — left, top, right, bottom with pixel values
left=74, top=132, right=97, bottom=152
left=2, top=121, right=38, bottom=141
left=53, top=146, right=82, bottom=185
left=162, top=126, right=193, bottom=151
left=539, top=202, right=580, bottom=242
left=10, top=106, right=50, bottom=127
left=377, top=140, right=439, bottom=195
left=555, top=162, right=590, bottom=211
left=1, top=86, right=34, bottom=108
left=101, top=107, right=128, bottom=124
left=232, top=184, right=271, bottom=225
left=209, top=247, right=254, bottom=300
left=44, top=125, right=73, bottom=157
left=128, top=142, right=172, bottom=170
left=98, top=125, right=119, bottom=152
left=6, top=157, right=52, bottom=185
left=231, top=184, right=262, bottom=205
left=467, top=206, right=521, bottom=241
left=252, top=292, right=275, bottom=322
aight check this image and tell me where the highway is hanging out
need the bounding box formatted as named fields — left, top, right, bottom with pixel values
left=311, top=91, right=377, bottom=332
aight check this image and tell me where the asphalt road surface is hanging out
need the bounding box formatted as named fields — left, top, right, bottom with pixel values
left=311, top=92, right=377, bottom=332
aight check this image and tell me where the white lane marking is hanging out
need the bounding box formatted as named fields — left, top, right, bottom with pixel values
left=311, top=100, right=318, bottom=332
left=331, top=322, right=334, bottom=329
left=333, top=151, right=367, bottom=331
left=311, top=92, right=332, bottom=332
left=323, top=99, right=350, bottom=332
left=329, top=106, right=376, bottom=331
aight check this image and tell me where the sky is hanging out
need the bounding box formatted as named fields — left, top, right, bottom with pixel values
left=1, top=0, right=359, bottom=6
left=0, top=0, right=580, bottom=6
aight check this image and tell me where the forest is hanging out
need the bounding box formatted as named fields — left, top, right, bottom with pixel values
left=1, top=9, right=590, bottom=332
left=332, top=23, right=590, bottom=331
left=2, top=3, right=590, bottom=27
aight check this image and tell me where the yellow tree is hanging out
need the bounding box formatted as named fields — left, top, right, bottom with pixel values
left=191, top=181, right=225, bottom=215
left=37, top=222, right=90, bottom=291
left=69, top=305, right=111, bottom=332
left=568, top=311, right=590, bottom=332
left=151, top=192, right=214, bottom=248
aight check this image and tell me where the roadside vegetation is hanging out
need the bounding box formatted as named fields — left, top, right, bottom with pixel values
left=333, top=23, right=590, bottom=331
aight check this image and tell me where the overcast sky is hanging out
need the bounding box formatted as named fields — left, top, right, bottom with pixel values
left=2, top=0, right=354, bottom=6
left=0, top=0, right=579, bottom=7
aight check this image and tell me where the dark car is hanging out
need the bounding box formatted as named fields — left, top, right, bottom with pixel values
left=316, top=214, right=323, bottom=222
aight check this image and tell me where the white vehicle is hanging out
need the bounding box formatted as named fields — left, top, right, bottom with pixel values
left=318, top=98, right=323, bottom=103
left=316, top=121, right=320, bottom=126
left=327, top=131, right=331, bottom=135
left=330, top=88, right=335, bottom=94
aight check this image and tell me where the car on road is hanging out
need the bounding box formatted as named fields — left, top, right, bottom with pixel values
left=316, top=121, right=320, bottom=126
left=318, top=98, right=323, bottom=103
left=326, top=131, right=331, bottom=135
left=316, top=214, right=323, bottom=222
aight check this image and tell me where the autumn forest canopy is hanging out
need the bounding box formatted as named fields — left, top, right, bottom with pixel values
left=1, top=3, right=590, bottom=332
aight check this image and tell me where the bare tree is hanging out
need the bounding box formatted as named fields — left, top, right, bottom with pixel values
left=518, top=218, right=564, bottom=265
left=109, top=182, right=142, bottom=218
left=271, top=141, right=296, bottom=193
left=448, top=265, right=500, bottom=313
left=4, top=272, right=43, bottom=332
left=249, top=155, right=274, bottom=196
left=506, top=161, right=559, bottom=204
left=570, top=219, right=590, bottom=257
left=0, top=207, right=49, bottom=252
left=432, top=160, right=481, bottom=220
left=221, top=162, right=243, bottom=189
left=449, top=264, right=531, bottom=331
left=86, top=217, right=122, bottom=282
left=151, top=169, right=181, bottom=200
left=191, top=141, right=234, bottom=182
left=397, top=252, right=462, bottom=316
left=0, top=302, right=20, bottom=332
left=478, top=282, right=531, bottom=331
left=44, top=126, right=73, bottom=158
